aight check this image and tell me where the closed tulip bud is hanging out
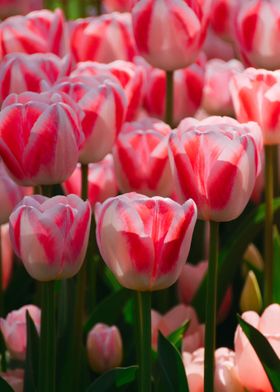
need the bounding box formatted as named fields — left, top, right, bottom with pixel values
left=235, top=0, right=280, bottom=69
left=0, top=305, right=41, bottom=360
left=0, top=91, right=84, bottom=186
left=0, top=9, right=69, bottom=59
left=132, top=0, right=210, bottom=71
left=140, top=55, right=205, bottom=125
left=63, top=155, right=118, bottom=208
left=50, top=75, right=127, bottom=164
left=0, top=53, right=71, bottom=103
left=169, top=116, right=263, bottom=222
left=242, top=243, right=264, bottom=276
left=70, top=13, right=136, bottom=63
left=113, top=118, right=173, bottom=197
left=230, top=68, right=280, bottom=145
left=240, top=270, right=262, bottom=313
left=87, top=323, right=123, bottom=373
left=104, top=0, right=136, bottom=12
left=0, top=369, right=24, bottom=392
left=95, top=193, right=197, bottom=291
left=9, top=195, right=91, bottom=281
left=202, top=59, right=244, bottom=116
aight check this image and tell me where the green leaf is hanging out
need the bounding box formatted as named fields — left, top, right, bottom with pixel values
left=86, top=366, right=138, bottom=392
left=157, top=332, right=189, bottom=392
left=0, top=377, right=14, bottom=392
left=24, top=311, right=40, bottom=392
left=273, top=226, right=280, bottom=303
left=167, top=321, right=190, bottom=351
left=192, top=199, right=280, bottom=320
left=238, top=315, right=280, bottom=390
left=84, top=288, right=131, bottom=335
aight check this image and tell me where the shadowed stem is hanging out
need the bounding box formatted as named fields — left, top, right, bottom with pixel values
left=204, top=221, right=219, bottom=392
left=0, top=227, right=3, bottom=317
left=39, top=281, right=56, bottom=392
left=135, top=291, right=151, bottom=392
left=165, top=71, right=174, bottom=127
left=96, top=0, right=102, bottom=15
left=264, top=145, right=274, bottom=307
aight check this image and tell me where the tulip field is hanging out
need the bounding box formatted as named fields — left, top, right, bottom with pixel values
left=0, top=0, right=280, bottom=391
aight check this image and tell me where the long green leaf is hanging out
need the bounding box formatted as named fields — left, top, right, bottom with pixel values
left=167, top=320, right=190, bottom=351
left=192, top=199, right=280, bottom=320
left=0, top=377, right=14, bottom=392
left=157, top=332, right=189, bottom=392
left=238, top=315, right=280, bottom=390
left=24, top=311, right=40, bottom=392
left=86, top=366, right=138, bottom=392
left=84, top=288, right=131, bottom=335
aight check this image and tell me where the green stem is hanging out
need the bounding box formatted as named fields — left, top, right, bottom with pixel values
left=264, top=145, right=274, bottom=307
left=135, top=291, right=151, bottom=392
left=165, top=71, right=174, bottom=127
left=39, top=281, right=56, bottom=392
left=44, top=0, right=53, bottom=10
left=0, top=227, right=3, bottom=317
left=40, top=185, right=52, bottom=198
left=79, top=0, right=87, bottom=17
left=96, top=0, right=102, bottom=15
left=86, top=219, right=98, bottom=311
left=273, top=146, right=279, bottom=197
left=61, top=0, right=69, bottom=19
left=71, top=163, right=88, bottom=390
left=204, top=221, right=219, bottom=392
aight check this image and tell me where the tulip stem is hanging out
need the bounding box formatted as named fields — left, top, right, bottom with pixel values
left=0, top=227, right=3, bottom=317
left=135, top=291, right=151, bottom=392
left=165, top=71, right=174, bottom=127
left=96, top=0, right=102, bottom=15
left=39, top=281, right=56, bottom=392
left=44, top=0, right=53, bottom=10
left=264, top=145, right=274, bottom=307
left=204, top=220, right=219, bottom=392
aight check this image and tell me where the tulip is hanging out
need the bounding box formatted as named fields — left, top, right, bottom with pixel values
left=240, top=270, right=263, bottom=313
left=113, top=118, right=173, bottom=197
left=0, top=91, right=84, bottom=186
left=0, top=305, right=41, bottom=360
left=183, top=347, right=244, bottom=392
left=177, top=261, right=232, bottom=323
left=202, top=59, right=244, bottom=116
left=70, top=13, right=136, bottom=63
left=151, top=304, right=204, bottom=353
left=0, top=0, right=42, bottom=18
left=235, top=0, right=280, bottom=69
left=202, top=28, right=236, bottom=61
left=0, top=53, right=71, bottom=104
left=235, top=304, right=280, bottom=392
left=87, top=323, right=123, bottom=373
left=210, top=0, right=241, bottom=42
left=170, top=116, right=262, bottom=222
left=50, top=75, right=127, bottom=164
left=9, top=194, right=91, bottom=281
left=140, top=55, right=205, bottom=125
left=0, top=9, right=69, bottom=59
left=63, top=155, right=118, bottom=208
left=0, top=369, right=24, bottom=392
left=104, top=0, right=136, bottom=12
left=132, top=0, right=210, bottom=71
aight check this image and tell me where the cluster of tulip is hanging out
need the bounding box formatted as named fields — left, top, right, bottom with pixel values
left=0, top=0, right=280, bottom=391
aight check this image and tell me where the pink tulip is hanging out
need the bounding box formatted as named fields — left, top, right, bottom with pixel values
left=113, top=117, right=172, bottom=197
left=0, top=305, right=41, bottom=360
left=210, top=0, right=241, bottom=42
left=169, top=116, right=262, bottom=221
left=9, top=195, right=91, bottom=281
left=132, top=0, right=210, bottom=71
left=183, top=347, right=243, bottom=392
left=0, top=161, right=27, bottom=225
left=151, top=304, right=204, bottom=353
left=1, top=224, right=13, bottom=290
left=0, top=0, right=42, bottom=18
left=202, top=28, right=236, bottom=62
left=0, top=369, right=24, bottom=392
left=104, top=0, right=136, bottom=12
left=235, top=304, right=280, bottom=392
left=95, top=193, right=197, bottom=291
left=202, top=59, right=244, bottom=116
left=230, top=68, right=280, bottom=145
left=235, top=0, right=280, bottom=69
left=0, top=9, right=69, bottom=59
left=0, top=91, right=84, bottom=186
left=70, top=13, right=136, bottom=63
left=0, top=53, right=71, bottom=103
left=177, top=261, right=232, bottom=322
left=87, top=323, right=123, bottom=373
left=140, top=55, right=205, bottom=125
left=50, top=75, right=127, bottom=164
left=63, top=154, right=118, bottom=208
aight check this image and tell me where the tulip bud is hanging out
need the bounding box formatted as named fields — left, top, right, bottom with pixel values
left=242, top=243, right=264, bottom=277
left=240, top=270, right=263, bottom=313
left=87, top=323, right=123, bottom=373
left=9, top=195, right=91, bottom=281
left=0, top=305, right=41, bottom=360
